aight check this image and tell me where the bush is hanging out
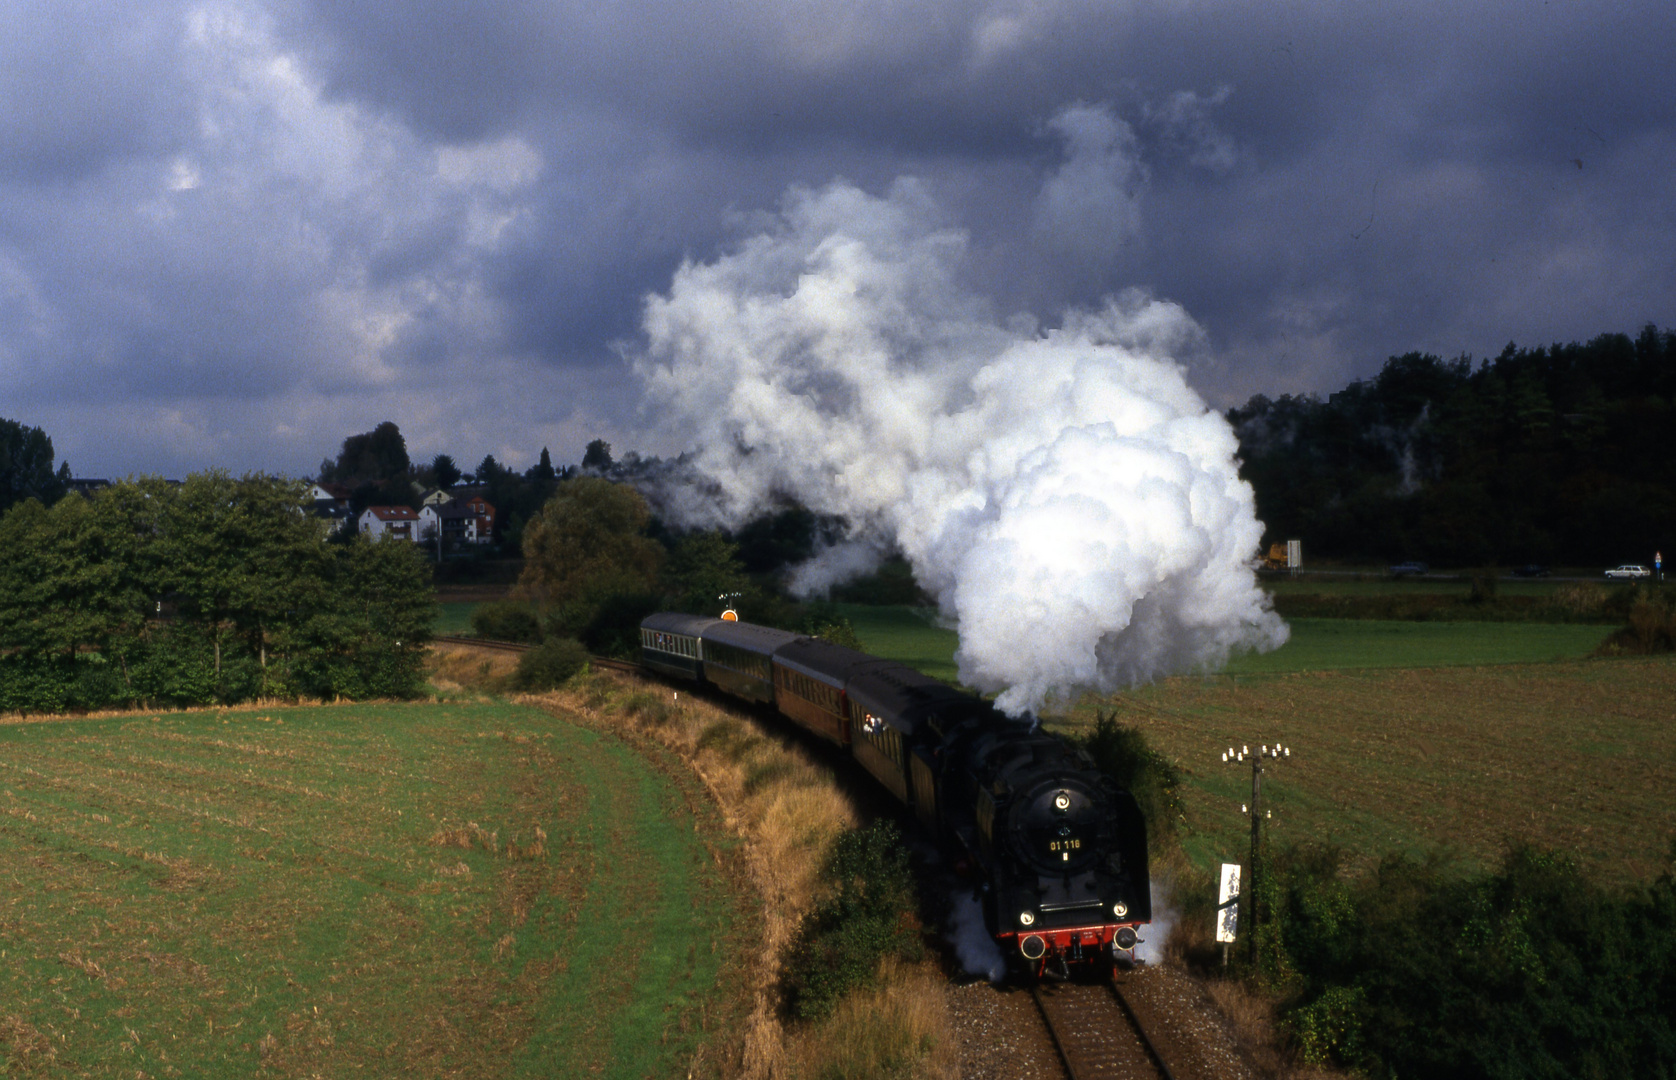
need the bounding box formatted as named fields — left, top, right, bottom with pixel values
left=574, top=590, right=664, bottom=658
left=801, top=603, right=864, bottom=651
left=783, top=820, right=923, bottom=1020
left=0, top=653, right=78, bottom=714
left=829, top=557, right=930, bottom=606
left=1258, top=843, right=1676, bottom=1078
left=470, top=599, right=543, bottom=643
left=1077, top=713, right=1181, bottom=844
left=512, top=637, right=590, bottom=691
left=1599, top=585, right=1676, bottom=654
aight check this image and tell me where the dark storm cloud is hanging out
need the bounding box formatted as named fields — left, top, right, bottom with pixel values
left=0, top=0, right=1670, bottom=478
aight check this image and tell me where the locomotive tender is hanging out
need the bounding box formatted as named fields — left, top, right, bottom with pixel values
left=640, top=612, right=1151, bottom=975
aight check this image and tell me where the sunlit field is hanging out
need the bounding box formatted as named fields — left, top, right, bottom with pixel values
left=1056, top=657, right=1676, bottom=885
left=833, top=602, right=1668, bottom=886
left=0, top=701, right=747, bottom=1078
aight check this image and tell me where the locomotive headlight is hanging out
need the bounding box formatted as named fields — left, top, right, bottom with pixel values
left=1053, top=792, right=1071, bottom=812
left=1018, top=910, right=1036, bottom=927
left=1112, top=901, right=1129, bottom=919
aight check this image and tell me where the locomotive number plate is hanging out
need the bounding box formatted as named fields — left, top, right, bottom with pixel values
left=1047, top=839, right=1082, bottom=852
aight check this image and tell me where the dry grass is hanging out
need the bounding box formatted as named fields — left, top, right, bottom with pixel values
left=426, top=642, right=523, bottom=695
left=785, top=959, right=960, bottom=1080
left=1200, top=979, right=1351, bottom=1080
left=0, top=1014, right=58, bottom=1074
left=510, top=670, right=958, bottom=1080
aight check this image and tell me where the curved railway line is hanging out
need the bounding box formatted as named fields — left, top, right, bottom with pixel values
left=434, top=634, right=642, bottom=674
left=432, top=632, right=1222, bottom=1080
left=433, top=634, right=535, bottom=653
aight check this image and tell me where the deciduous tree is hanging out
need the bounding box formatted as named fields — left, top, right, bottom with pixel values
left=0, top=417, right=69, bottom=512
left=518, top=478, right=663, bottom=623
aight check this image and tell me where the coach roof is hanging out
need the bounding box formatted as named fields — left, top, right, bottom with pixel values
left=641, top=612, right=724, bottom=639
left=700, top=619, right=802, bottom=655
left=774, top=637, right=891, bottom=687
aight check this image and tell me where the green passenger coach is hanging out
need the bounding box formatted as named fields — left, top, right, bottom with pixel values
left=639, top=613, right=721, bottom=680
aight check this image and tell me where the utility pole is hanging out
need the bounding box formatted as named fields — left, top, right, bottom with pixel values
left=1222, top=742, right=1290, bottom=965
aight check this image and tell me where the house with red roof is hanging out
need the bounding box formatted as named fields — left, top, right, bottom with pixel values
left=358, top=505, right=418, bottom=542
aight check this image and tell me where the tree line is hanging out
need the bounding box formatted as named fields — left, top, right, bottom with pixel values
left=474, top=476, right=866, bottom=657
left=1231, top=324, right=1676, bottom=567
left=0, top=473, right=434, bottom=714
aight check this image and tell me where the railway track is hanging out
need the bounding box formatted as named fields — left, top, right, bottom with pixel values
left=1033, top=975, right=1178, bottom=1080
left=439, top=630, right=1221, bottom=1077
left=431, top=634, right=640, bottom=675
left=433, top=634, right=532, bottom=653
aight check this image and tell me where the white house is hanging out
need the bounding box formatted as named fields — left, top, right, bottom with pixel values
left=417, top=497, right=494, bottom=545
left=308, top=483, right=354, bottom=535
left=359, top=505, right=418, bottom=541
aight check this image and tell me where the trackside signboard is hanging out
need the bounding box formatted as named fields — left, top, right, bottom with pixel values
left=1216, top=863, right=1241, bottom=943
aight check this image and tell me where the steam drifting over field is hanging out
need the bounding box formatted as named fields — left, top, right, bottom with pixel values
left=635, top=179, right=1285, bottom=715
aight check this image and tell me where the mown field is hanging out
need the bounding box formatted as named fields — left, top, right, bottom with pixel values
left=0, top=701, right=748, bottom=1078
left=831, top=602, right=1672, bottom=887
left=1223, top=618, right=1612, bottom=672
left=1056, top=657, right=1676, bottom=886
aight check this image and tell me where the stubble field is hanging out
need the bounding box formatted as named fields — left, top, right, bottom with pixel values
left=1062, top=657, right=1676, bottom=885
left=0, top=701, right=748, bottom=1078
left=829, top=601, right=1671, bottom=885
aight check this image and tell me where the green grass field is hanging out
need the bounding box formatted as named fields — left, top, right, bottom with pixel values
left=1262, top=575, right=1571, bottom=598
left=836, top=603, right=1615, bottom=680
left=435, top=600, right=479, bottom=634
left=0, top=701, right=747, bottom=1078
left=834, top=604, right=960, bottom=683
left=1054, top=656, right=1676, bottom=886
left=833, top=601, right=1670, bottom=885
left=1224, top=618, right=1612, bottom=673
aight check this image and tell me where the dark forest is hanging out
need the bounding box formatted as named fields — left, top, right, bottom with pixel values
left=1231, top=324, right=1676, bottom=566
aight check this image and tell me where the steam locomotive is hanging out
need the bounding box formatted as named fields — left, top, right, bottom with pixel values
left=639, top=612, right=1151, bottom=976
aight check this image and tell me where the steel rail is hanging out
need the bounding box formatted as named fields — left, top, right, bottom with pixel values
left=1033, top=979, right=1176, bottom=1080
left=432, top=634, right=533, bottom=653
left=1109, top=977, right=1177, bottom=1080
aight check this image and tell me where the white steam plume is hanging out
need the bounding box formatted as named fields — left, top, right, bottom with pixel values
left=1134, top=880, right=1175, bottom=965
left=635, top=178, right=1286, bottom=715
left=947, top=891, right=1006, bottom=982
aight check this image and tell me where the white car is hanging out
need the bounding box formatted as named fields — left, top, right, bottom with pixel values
left=1604, top=564, right=1651, bottom=579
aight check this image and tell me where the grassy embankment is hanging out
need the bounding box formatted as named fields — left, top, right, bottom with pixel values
left=431, top=642, right=960, bottom=1080
left=0, top=700, right=750, bottom=1079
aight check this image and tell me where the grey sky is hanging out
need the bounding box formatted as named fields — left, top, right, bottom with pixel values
left=1, top=0, right=1669, bottom=478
